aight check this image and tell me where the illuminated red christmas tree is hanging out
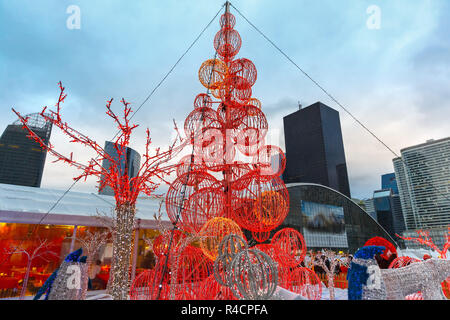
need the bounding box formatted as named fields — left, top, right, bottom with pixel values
left=166, top=7, right=289, bottom=246
left=135, top=4, right=312, bottom=301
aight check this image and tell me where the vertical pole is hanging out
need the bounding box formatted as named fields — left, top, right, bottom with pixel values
left=130, top=219, right=141, bottom=283
left=223, top=0, right=232, bottom=220
left=70, top=225, right=78, bottom=252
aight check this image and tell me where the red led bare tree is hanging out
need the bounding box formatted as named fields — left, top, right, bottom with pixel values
left=13, top=83, right=186, bottom=300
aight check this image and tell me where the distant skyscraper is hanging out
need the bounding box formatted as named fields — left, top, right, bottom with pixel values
left=393, top=137, right=450, bottom=230
left=373, top=189, right=405, bottom=239
left=362, top=198, right=377, bottom=220
left=372, top=172, right=405, bottom=238
left=381, top=173, right=398, bottom=194
left=98, top=141, right=141, bottom=196
left=0, top=113, right=52, bottom=187
left=283, top=102, right=351, bottom=197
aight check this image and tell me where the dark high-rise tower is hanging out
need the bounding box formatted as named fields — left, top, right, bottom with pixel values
left=283, top=102, right=351, bottom=197
left=0, top=113, right=52, bottom=187
left=98, top=141, right=141, bottom=196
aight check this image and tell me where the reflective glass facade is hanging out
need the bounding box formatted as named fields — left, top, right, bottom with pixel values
left=0, top=114, right=52, bottom=187
left=393, top=137, right=450, bottom=230
left=274, top=183, right=397, bottom=253
left=381, top=173, right=399, bottom=194
left=373, top=189, right=406, bottom=240
left=283, top=102, right=351, bottom=197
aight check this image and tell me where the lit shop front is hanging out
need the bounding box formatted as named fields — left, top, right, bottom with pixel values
left=0, top=183, right=168, bottom=298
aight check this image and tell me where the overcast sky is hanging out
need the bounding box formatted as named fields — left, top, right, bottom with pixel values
left=1, top=0, right=449, bottom=200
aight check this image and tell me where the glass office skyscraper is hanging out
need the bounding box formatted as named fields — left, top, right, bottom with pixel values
left=0, top=113, right=52, bottom=187
left=283, top=102, right=351, bottom=197
left=393, top=137, right=450, bottom=230
left=381, top=173, right=399, bottom=194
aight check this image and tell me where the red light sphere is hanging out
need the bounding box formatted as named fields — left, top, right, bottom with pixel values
left=364, top=237, right=397, bottom=260
left=194, top=93, right=213, bottom=109
left=130, top=258, right=171, bottom=300
left=198, top=274, right=237, bottom=300
left=166, top=171, right=225, bottom=233
left=286, top=267, right=322, bottom=300
left=232, top=175, right=289, bottom=232
left=272, top=227, right=306, bottom=267
left=152, top=229, right=186, bottom=259
left=388, top=256, right=420, bottom=269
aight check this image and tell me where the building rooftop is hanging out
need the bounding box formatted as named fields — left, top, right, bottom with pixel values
left=283, top=101, right=338, bottom=119
left=400, top=136, right=450, bottom=153
left=0, top=183, right=169, bottom=227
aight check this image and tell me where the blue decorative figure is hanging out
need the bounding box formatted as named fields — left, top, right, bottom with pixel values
left=347, top=246, right=385, bottom=300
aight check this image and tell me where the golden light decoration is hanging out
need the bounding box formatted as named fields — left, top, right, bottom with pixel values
left=199, top=217, right=244, bottom=261
left=198, top=58, right=227, bottom=90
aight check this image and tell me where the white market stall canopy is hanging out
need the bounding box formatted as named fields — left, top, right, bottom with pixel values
left=0, top=183, right=171, bottom=229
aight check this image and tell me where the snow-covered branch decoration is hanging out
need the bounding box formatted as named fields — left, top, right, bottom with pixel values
left=312, top=250, right=349, bottom=300
left=69, top=229, right=110, bottom=299
left=5, top=239, right=59, bottom=300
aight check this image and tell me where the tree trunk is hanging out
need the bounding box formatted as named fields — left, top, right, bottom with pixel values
left=20, top=259, right=32, bottom=300
left=110, top=203, right=135, bottom=300
left=106, top=249, right=115, bottom=295
left=327, top=274, right=335, bottom=300
left=81, top=257, right=93, bottom=300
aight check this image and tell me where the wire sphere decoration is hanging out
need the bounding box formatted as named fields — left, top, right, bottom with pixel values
left=232, top=175, right=289, bottom=232
left=194, top=93, right=213, bottom=109
left=271, top=227, right=307, bottom=267
left=229, top=248, right=278, bottom=300
left=176, top=154, right=205, bottom=179
left=130, top=258, right=171, bottom=300
left=184, top=106, right=221, bottom=143
left=230, top=58, right=257, bottom=89
left=165, top=171, right=224, bottom=233
left=198, top=58, right=228, bottom=90
left=247, top=97, right=262, bottom=109
left=252, top=145, right=286, bottom=179
left=388, top=256, right=421, bottom=269
left=214, top=28, right=242, bottom=59
left=364, top=237, right=397, bottom=260
left=219, top=12, right=236, bottom=29
left=171, top=245, right=213, bottom=300
left=152, top=229, right=186, bottom=259
left=213, top=233, right=248, bottom=287
left=198, top=274, right=238, bottom=300
left=285, top=267, right=322, bottom=300
left=199, top=217, right=244, bottom=261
